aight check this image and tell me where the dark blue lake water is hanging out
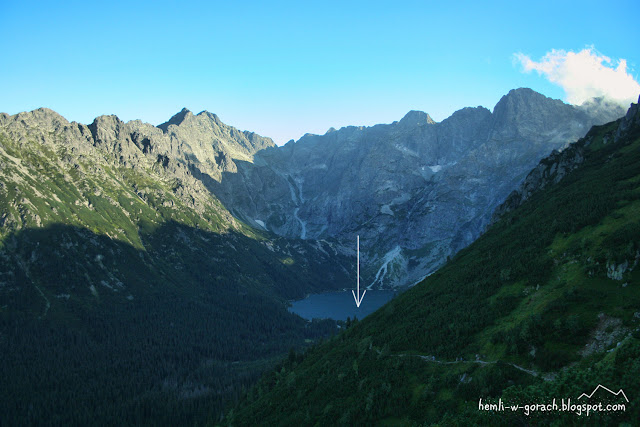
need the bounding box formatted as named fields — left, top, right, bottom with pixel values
left=289, top=290, right=396, bottom=321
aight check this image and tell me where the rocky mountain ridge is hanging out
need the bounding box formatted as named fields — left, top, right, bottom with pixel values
left=0, top=107, right=352, bottom=300
left=1, top=89, right=627, bottom=289
left=206, top=88, right=626, bottom=287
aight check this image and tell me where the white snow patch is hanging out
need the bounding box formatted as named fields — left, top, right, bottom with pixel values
left=428, top=165, right=443, bottom=173
left=254, top=219, right=266, bottom=229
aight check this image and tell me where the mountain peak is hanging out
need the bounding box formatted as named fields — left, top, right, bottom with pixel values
left=196, top=110, right=221, bottom=123
left=492, top=87, right=564, bottom=119
left=498, top=87, right=551, bottom=105
left=400, top=110, right=436, bottom=126
left=157, top=108, right=192, bottom=132
left=506, top=87, right=537, bottom=97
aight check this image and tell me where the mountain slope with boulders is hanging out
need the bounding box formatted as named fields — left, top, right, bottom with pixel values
left=224, top=97, right=640, bottom=426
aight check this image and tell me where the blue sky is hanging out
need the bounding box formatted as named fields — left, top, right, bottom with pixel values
left=2, top=0, right=639, bottom=144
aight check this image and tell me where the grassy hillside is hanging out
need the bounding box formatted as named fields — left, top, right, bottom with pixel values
left=225, top=110, right=640, bottom=425
left=0, top=114, right=352, bottom=425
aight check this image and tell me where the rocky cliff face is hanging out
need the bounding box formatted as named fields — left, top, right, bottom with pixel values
left=205, top=89, right=625, bottom=288
left=0, top=108, right=353, bottom=301
left=0, top=108, right=240, bottom=223
left=492, top=94, right=640, bottom=223
left=1, top=89, right=626, bottom=290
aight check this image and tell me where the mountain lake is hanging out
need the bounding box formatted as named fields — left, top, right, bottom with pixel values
left=289, top=290, right=396, bottom=321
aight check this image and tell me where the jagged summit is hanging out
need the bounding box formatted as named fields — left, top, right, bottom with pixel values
left=157, top=107, right=192, bottom=132
left=399, top=110, right=436, bottom=125
left=3, top=107, right=71, bottom=129
left=214, top=87, right=624, bottom=288
left=157, top=109, right=239, bottom=136
left=507, top=86, right=539, bottom=96
left=196, top=110, right=222, bottom=124
left=493, top=87, right=559, bottom=113
left=491, top=88, right=625, bottom=141
left=1, top=88, right=625, bottom=291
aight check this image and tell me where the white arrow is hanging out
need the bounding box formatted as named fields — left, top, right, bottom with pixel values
left=352, top=235, right=366, bottom=307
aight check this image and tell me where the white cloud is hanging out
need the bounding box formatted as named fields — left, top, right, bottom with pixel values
left=514, top=47, right=640, bottom=106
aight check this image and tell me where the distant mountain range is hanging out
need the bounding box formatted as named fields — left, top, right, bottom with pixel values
left=6, top=88, right=623, bottom=293
left=203, top=88, right=624, bottom=287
